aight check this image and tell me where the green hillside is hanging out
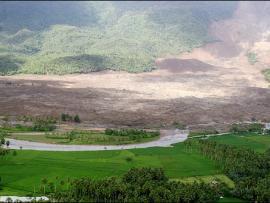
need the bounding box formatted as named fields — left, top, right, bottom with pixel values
left=0, top=1, right=238, bottom=75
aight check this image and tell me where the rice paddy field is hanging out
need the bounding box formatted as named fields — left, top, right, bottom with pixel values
left=0, top=143, right=219, bottom=196
left=0, top=133, right=269, bottom=197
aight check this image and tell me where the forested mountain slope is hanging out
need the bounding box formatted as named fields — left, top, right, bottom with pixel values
left=0, top=1, right=237, bottom=75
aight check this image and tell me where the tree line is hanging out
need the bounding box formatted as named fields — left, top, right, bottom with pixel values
left=50, top=168, right=226, bottom=202
left=105, top=128, right=160, bottom=140
left=193, top=139, right=270, bottom=202
left=61, top=113, right=81, bottom=123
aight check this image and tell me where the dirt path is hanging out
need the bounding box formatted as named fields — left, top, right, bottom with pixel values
left=5, top=129, right=188, bottom=151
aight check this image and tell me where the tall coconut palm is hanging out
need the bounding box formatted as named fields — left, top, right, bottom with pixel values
left=41, top=178, right=48, bottom=195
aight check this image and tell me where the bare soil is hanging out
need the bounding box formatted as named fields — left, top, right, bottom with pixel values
left=0, top=64, right=269, bottom=130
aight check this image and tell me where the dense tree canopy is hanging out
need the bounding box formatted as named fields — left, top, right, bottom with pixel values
left=194, top=139, right=270, bottom=202
left=52, top=167, right=225, bottom=202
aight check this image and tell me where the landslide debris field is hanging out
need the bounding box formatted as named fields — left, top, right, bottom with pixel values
left=1, top=57, right=270, bottom=128
left=1, top=1, right=270, bottom=128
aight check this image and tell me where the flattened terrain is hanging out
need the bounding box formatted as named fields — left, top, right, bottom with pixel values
left=0, top=56, right=269, bottom=129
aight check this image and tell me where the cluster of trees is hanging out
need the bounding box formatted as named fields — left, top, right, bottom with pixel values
left=32, top=118, right=56, bottom=132
left=230, top=123, right=264, bottom=134
left=46, top=129, right=157, bottom=145
left=195, top=140, right=270, bottom=202
left=61, top=113, right=80, bottom=123
left=105, top=128, right=159, bottom=140
left=51, top=168, right=226, bottom=202
left=0, top=132, right=10, bottom=153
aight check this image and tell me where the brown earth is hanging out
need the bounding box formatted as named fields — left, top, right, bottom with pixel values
left=0, top=65, right=269, bottom=130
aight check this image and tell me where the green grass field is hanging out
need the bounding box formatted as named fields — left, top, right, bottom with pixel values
left=209, top=134, right=270, bottom=153
left=1, top=133, right=269, bottom=196
left=8, top=131, right=160, bottom=145
left=0, top=143, right=220, bottom=196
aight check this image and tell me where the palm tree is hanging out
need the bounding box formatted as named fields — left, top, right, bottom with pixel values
left=48, top=182, right=54, bottom=193
left=60, top=180, right=65, bottom=190
left=41, top=178, right=48, bottom=194
left=54, top=176, right=59, bottom=193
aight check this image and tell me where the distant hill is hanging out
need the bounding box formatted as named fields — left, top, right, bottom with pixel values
left=0, top=1, right=238, bottom=75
